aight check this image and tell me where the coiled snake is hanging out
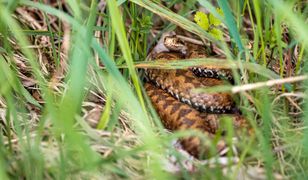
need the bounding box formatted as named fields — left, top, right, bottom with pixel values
left=145, top=35, right=248, bottom=158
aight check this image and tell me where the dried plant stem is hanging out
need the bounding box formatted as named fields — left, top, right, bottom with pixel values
left=232, top=75, right=307, bottom=93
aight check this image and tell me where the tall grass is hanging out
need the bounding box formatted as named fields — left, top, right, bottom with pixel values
left=0, top=0, right=307, bottom=179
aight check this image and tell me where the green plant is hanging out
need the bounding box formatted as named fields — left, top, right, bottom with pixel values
left=194, top=9, right=224, bottom=40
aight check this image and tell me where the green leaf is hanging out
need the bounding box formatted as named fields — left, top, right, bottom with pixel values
left=209, top=8, right=223, bottom=26
left=209, top=28, right=223, bottom=40
left=194, top=11, right=209, bottom=31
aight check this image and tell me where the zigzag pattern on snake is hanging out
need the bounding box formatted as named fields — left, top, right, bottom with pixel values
left=144, top=36, right=248, bottom=158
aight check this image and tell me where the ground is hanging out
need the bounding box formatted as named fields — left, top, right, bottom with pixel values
left=0, top=0, right=307, bottom=179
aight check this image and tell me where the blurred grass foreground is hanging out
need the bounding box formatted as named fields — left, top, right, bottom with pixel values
left=0, top=0, right=308, bottom=179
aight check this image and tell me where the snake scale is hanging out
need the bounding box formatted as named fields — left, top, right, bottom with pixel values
left=145, top=35, right=248, bottom=158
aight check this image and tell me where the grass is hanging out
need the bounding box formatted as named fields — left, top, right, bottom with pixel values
left=0, top=0, right=307, bottom=179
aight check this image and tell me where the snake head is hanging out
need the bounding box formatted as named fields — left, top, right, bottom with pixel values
left=164, top=35, right=187, bottom=54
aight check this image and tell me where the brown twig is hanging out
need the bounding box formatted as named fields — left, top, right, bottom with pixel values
left=231, top=75, right=308, bottom=93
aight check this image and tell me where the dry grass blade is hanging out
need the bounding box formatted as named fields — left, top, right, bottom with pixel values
left=231, top=75, right=307, bottom=93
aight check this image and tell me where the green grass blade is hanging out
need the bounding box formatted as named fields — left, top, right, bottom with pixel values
left=269, top=0, right=308, bottom=47
left=131, top=0, right=219, bottom=43
left=92, top=40, right=171, bottom=179
left=251, top=0, right=266, bottom=64
left=107, top=0, right=147, bottom=112
left=216, top=0, right=245, bottom=53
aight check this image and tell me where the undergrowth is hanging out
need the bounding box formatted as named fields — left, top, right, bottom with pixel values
left=0, top=0, right=307, bottom=179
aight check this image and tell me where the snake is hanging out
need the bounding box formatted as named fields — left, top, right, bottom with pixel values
left=145, top=83, right=247, bottom=157
left=144, top=35, right=248, bottom=158
left=145, top=52, right=235, bottom=113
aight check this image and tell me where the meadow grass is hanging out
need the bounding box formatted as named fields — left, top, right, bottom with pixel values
left=0, top=0, right=307, bottom=179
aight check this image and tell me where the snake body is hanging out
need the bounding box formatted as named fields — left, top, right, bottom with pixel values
left=145, top=52, right=235, bottom=113
left=164, top=36, right=234, bottom=81
left=145, top=83, right=222, bottom=157
left=145, top=36, right=247, bottom=158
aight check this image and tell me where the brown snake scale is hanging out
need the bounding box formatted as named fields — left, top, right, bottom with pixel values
left=145, top=52, right=235, bottom=113
left=144, top=36, right=248, bottom=158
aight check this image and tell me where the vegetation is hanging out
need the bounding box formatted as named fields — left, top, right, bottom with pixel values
left=0, top=0, right=307, bottom=179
